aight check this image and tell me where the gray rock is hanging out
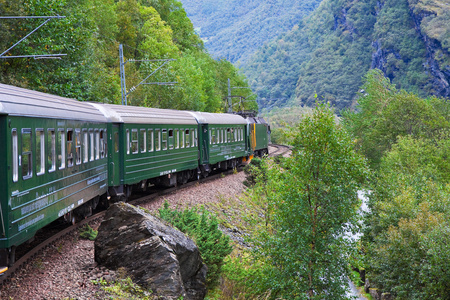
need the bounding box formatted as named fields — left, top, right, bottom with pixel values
left=95, top=202, right=207, bottom=300
left=364, top=279, right=370, bottom=293
left=381, top=292, right=393, bottom=300
left=369, top=288, right=382, bottom=300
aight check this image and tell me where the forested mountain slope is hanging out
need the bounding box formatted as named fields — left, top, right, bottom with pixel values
left=243, top=0, right=450, bottom=111
left=178, top=0, right=322, bottom=65
left=0, top=0, right=256, bottom=112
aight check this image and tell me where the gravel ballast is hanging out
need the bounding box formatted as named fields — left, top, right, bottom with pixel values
left=0, top=172, right=247, bottom=300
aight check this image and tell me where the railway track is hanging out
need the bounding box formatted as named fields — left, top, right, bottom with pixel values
left=268, top=143, right=291, bottom=157
left=0, top=145, right=289, bottom=285
left=0, top=166, right=242, bottom=285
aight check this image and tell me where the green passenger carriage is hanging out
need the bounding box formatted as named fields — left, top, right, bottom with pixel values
left=189, top=112, right=249, bottom=176
left=92, top=104, right=201, bottom=200
left=0, top=84, right=108, bottom=267
left=0, top=83, right=271, bottom=273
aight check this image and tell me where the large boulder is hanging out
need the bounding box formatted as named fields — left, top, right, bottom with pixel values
left=94, top=202, right=207, bottom=300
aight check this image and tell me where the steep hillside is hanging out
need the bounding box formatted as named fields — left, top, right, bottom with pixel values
left=244, top=0, right=450, bottom=111
left=178, top=0, right=322, bottom=65
left=0, top=0, right=256, bottom=112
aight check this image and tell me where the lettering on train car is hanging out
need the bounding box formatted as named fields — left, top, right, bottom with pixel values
left=160, top=169, right=177, bottom=176
left=18, top=214, right=45, bottom=231
left=21, top=197, right=49, bottom=216
left=58, top=204, right=75, bottom=217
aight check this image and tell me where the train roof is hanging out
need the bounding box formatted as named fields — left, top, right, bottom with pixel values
left=91, top=103, right=198, bottom=125
left=0, top=83, right=107, bottom=122
left=188, top=111, right=247, bottom=125
left=246, top=116, right=269, bottom=125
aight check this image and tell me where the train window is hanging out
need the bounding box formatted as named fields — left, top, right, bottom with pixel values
left=185, top=129, right=190, bottom=148
left=210, top=129, right=214, bottom=145
left=22, top=129, right=32, bottom=179
left=100, top=129, right=106, bottom=158
left=216, top=129, right=220, bottom=144
left=140, top=129, right=146, bottom=153
left=222, top=129, right=225, bottom=143
left=95, top=129, right=100, bottom=159
left=83, top=129, right=89, bottom=163
left=47, top=129, right=56, bottom=172
left=114, top=131, right=119, bottom=153
left=75, top=129, right=81, bottom=165
left=191, top=128, right=195, bottom=147
left=36, top=129, right=45, bottom=175
left=89, top=129, right=95, bottom=161
left=131, top=129, right=138, bottom=154
left=148, top=129, right=154, bottom=152
left=67, top=129, right=74, bottom=167
left=180, top=130, right=185, bottom=149
left=175, top=129, right=179, bottom=149
left=58, top=129, right=65, bottom=169
left=126, top=129, right=130, bottom=154
left=227, top=128, right=231, bottom=143
left=12, top=129, right=18, bottom=182
left=234, top=128, right=237, bottom=142
left=168, top=129, right=174, bottom=150
left=155, top=129, right=161, bottom=151
left=162, top=129, right=168, bottom=150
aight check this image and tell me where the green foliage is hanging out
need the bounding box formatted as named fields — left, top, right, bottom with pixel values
left=79, top=224, right=98, bottom=241
left=158, top=202, right=233, bottom=288
left=342, top=69, right=450, bottom=169
left=243, top=157, right=267, bottom=188
left=244, top=104, right=368, bottom=299
left=366, top=181, right=450, bottom=299
left=93, top=276, right=156, bottom=299
left=0, top=0, right=251, bottom=113
left=180, top=0, right=322, bottom=65
left=244, top=0, right=449, bottom=112
left=351, top=70, right=450, bottom=298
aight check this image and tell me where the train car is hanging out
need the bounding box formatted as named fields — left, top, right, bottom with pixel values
left=0, top=84, right=108, bottom=268
left=246, top=116, right=270, bottom=157
left=0, top=83, right=272, bottom=272
left=189, top=112, right=249, bottom=176
left=90, top=103, right=201, bottom=200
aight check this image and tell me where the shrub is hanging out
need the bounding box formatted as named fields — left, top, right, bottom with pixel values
left=243, top=157, right=267, bottom=187
left=158, top=202, right=233, bottom=288
left=79, top=224, right=98, bottom=240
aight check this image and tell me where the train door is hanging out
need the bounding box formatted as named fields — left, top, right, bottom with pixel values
left=108, top=123, right=121, bottom=186
left=199, top=124, right=209, bottom=165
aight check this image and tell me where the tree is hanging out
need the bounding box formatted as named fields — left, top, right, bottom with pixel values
left=254, top=104, right=368, bottom=299
left=342, top=69, right=450, bottom=169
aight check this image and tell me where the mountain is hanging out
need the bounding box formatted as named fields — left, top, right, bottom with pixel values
left=178, top=0, right=322, bottom=66
left=243, top=0, right=450, bottom=111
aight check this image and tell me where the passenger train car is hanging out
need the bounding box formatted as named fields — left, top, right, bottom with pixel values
left=0, top=83, right=270, bottom=271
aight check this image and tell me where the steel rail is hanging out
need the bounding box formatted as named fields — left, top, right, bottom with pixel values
left=0, top=166, right=243, bottom=285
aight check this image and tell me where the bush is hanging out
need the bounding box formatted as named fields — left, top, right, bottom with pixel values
left=158, top=202, right=233, bottom=288
left=79, top=224, right=98, bottom=241
left=243, top=157, right=267, bottom=187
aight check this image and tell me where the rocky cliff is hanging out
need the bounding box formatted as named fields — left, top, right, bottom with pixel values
left=243, top=0, right=450, bottom=111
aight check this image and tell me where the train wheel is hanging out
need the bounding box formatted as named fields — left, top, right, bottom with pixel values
left=8, top=246, right=16, bottom=267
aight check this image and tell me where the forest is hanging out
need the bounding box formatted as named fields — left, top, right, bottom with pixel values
left=0, top=0, right=256, bottom=112
left=222, top=70, right=450, bottom=299
left=178, top=0, right=322, bottom=66
left=1, top=0, right=450, bottom=299
left=243, top=0, right=450, bottom=112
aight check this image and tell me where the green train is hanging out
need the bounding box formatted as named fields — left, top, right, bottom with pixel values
left=0, top=83, right=270, bottom=272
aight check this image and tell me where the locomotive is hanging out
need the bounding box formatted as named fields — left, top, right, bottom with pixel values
left=0, top=83, right=270, bottom=271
